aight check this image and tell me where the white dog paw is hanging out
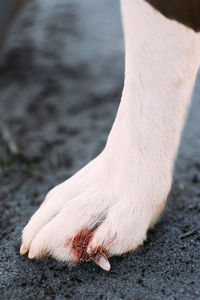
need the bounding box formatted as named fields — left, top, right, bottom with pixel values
left=20, top=149, right=170, bottom=271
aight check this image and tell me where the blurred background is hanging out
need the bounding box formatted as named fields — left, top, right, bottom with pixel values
left=1, top=0, right=200, bottom=298
left=0, top=0, right=123, bottom=180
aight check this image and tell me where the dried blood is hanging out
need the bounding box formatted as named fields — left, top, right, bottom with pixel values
left=68, top=227, right=108, bottom=263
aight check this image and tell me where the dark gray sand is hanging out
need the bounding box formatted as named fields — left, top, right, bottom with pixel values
left=0, top=1, right=200, bottom=299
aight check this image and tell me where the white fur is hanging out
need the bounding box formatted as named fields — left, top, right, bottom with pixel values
left=21, top=0, right=200, bottom=266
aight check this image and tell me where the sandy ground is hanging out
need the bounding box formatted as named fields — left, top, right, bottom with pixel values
left=0, top=0, right=200, bottom=299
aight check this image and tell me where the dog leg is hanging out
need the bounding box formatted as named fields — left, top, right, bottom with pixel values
left=20, top=0, right=200, bottom=270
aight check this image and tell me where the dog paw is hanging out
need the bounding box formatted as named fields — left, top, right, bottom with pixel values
left=20, top=149, right=170, bottom=271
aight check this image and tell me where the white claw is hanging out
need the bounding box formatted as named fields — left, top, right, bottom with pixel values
left=28, top=251, right=35, bottom=259
left=94, top=255, right=111, bottom=271
left=20, top=244, right=28, bottom=255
